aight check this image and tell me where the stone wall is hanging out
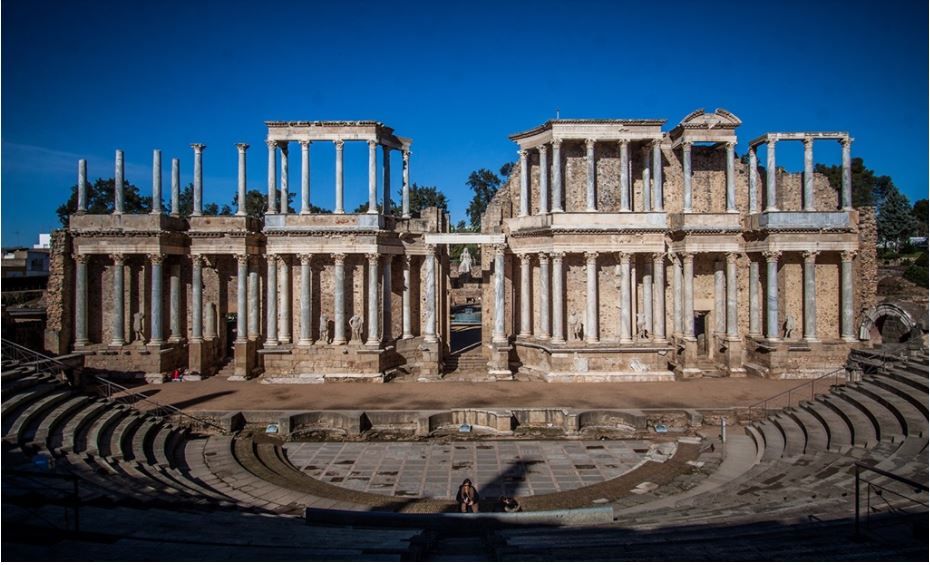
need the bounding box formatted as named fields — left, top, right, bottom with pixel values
left=43, top=230, right=71, bottom=354
left=857, top=206, right=879, bottom=314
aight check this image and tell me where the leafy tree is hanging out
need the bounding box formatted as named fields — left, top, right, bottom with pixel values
left=449, top=220, right=479, bottom=263
left=56, top=178, right=152, bottom=226
left=230, top=189, right=320, bottom=218
left=904, top=252, right=928, bottom=288
left=499, top=162, right=514, bottom=179
left=877, top=186, right=917, bottom=252
left=392, top=183, right=448, bottom=217
left=176, top=183, right=228, bottom=218
left=465, top=168, right=502, bottom=229
left=815, top=157, right=895, bottom=208
left=912, top=199, right=928, bottom=237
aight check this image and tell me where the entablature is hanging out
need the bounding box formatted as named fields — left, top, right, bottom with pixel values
left=749, top=211, right=857, bottom=233
left=265, top=120, right=410, bottom=150
left=509, top=119, right=666, bottom=149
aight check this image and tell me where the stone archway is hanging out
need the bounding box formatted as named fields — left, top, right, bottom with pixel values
left=858, top=302, right=917, bottom=344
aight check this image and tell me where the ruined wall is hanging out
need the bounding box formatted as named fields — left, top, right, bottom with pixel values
left=43, top=230, right=72, bottom=354
left=857, top=207, right=878, bottom=314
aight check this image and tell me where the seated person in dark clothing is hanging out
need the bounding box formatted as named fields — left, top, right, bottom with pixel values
left=456, top=479, right=480, bottom=513
left=499, top=496, right=521, bottom=513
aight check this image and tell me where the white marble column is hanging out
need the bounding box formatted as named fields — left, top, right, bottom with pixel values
left=619, top=141, right=631, bottom=212
left=682, top=253, right=695, bottom=339
left=402, top=256, right=413, bottom=338
left=682, top=142, right=693, bottom=213
left=247, top=258, right=259, bottom=340
left=585, top=139, right=597, bottom=211
left=236, top=143, right=249, bottom=216
left=299, top=254, right=313, bottom=345
left=114, top=150, right=124, bottom=214
left=803, top=137, right=814, bottom=212
left=803, top=251, right=818, bottom=341
left=151, top=150, right=162, bottom=214
left=841, top=251, right=856, bottom=340
left=551, top=252, right=565, bottom=343
left=618, top=252, right=632, bottom=344
left=278, top=256, right=291, bottom=343
left=764, top=251, right=780, bottom=339
left=714, top=261, right=726, bottom=335
left=169, top=261, right=181, bottom=342
left=641, top=145, right=651, bottom=212
left=367, top=141, right=378, bottom=214
left=538, top=253, right=550, bottom=339
left=841, top=138, right=853, bottom=210
left=749, top=257, right=761, bottom=337
left=192, top=255, right=204, bottom=343
left=149, top=254, right=165, bottom=345
left=748, top=146, right=759, bottom=214
left=725, top=142, right=736, bottom=212
left=170, top=158, right=180, bottom=217
left=279, top=143, right=289, bottom=215
left=424, top=246, right=438, bottom=343
left=332, top=254, right=346, bottom=345
left=765, top=139, right=778, bottom=212
left=585, top=251, right=599, bottom=343
left=518, top=149, right=529, bottom=217
left=538, top=145, right=549, bottom=214
left=74, top=255, right=88, bottom=346
left=77, top=160, right=87, bottom=213
left=236, top=254, right=248, bottom=343
left=382, top=146, right=392, bottom=215
left=109, top=254, right=126, bottom=345
left=264, top=255, right=278, bottom=346
left=643, top=258, right=653, bottom=337
left=300, top=141, right=311, bottom=214
left=382, top=255, right=392, bottom=342
left=672, top=254, right=683, bottom=336
left=334, top=140, right=345, bottom=214
left=191, top=144, right=205, bottom=216
left=726, top=253, right=738, bottom=338
left=652, top=253, right=666, bottom=341
left=402, top=150, right=411, bottom=218
left=518, top=254, right=531, bottom=338
left=366, top=254, right=380, bottom=345
left=492, top=245, right=506, bottom=344
left=551, top=140, right=563, bottom=212
left=652, top=140, right=663, bottom=211
left=266, top=141, right=277, bottom=214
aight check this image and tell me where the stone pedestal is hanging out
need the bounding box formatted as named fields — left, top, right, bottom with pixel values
left=188, top=339, right=217, bottom=377
left=722, top=338, right=746, bottom=377
left=230, top=340, right=257, bottom=380
left=487, top=342, right=513, bottom=381
left=417, top=340, right=442, bottom=381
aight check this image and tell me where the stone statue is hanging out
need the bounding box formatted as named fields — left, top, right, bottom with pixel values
left=784, top=314, right=796, bottom=339
left=319, top=313, right=330, bottom=344
left=569, top=311, right=583, bottom=341
left=349, top=314, right=363, bottom=344
left=636, top=312, right=648, bottom=340
left=132, top=311, right=145, bottom=342
left=858, top=307, right=871, bottom=340
left=458, top=247, right=473, bottom=275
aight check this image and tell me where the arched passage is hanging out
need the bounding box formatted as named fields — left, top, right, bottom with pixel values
left=859, top=303, right=917, bottom=344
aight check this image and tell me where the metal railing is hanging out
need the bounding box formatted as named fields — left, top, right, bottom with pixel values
left=1, top=338, right=69, bottom=371
left=94, top=375, right=228, bottom=434
left=1, top=469, right=81, bottom=532
left=747, top=367, right=846, bottom=423
left=854, top=462, right=928, bottom=538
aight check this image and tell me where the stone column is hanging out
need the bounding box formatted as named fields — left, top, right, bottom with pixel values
left=171, top=158, right=180, bottom=217
left=726, top=253, right=738, bottom=338
left=382, top=255, right=392, bottom=342
left=279, top=256, right=291, bottom=343
left=492, top=245, right=506, bottom=344
left=641, top=145, right=651, bottom=212
left=764, top=251, right=781, bottom=339
left=518, top=149, right=529, bottom=217
left=748, top=146, right=758, bottom=214
left=266, top=141, right=277, bottom=214
left=749, top=257, right=761, bottom=337
left=803, top=137, right=814, bottom=211
left=191, top=144, right=205, bottom=216
left=538, top=253, right=550, bottom=339
left=643, top=259, right=653, bottom=337
left=382, top=146, right=392, bottom=215
left=332, top=254, right=346, bottom=345
left=424, top=246, right=438, bottom=343
left=299, top=254, right=312, bottom=345
left=74, top=255, right=88, bottom=346
left=619, top=141, right=631, bottom=212
left=235, top=254, right=248, bottom=343
left=683, top=253, right=695, bottom=339
left=714, top=261, right=726, bottom=335
left=367, top=141, right=378, bottom=214
left=585, top=139, right=597, bottom=211
left=236, top=143, right=249, bottom=216
left=618, top=252, right=632, bottom=344
left=765, top=139, right=778, bottom=212
left=169, top=262, right=181, bottom=342
left=803, top=251, right=818, bottom=341
left=682, top=142, right=693, bottom=213
left=585, top=251, right=599, bottom=343
left=114, top=150, right=124, bottom=214
left=538, top=145, right=549, bottom=214
left=402, top=256, right=413, bottom=338
left=652, top=253, right=666, bottom=341
left=192, top=255, right=203, bottom=343
left=300, top=141, right=311, bottom=214
left=264, top=255, right=278, bottom=346
left=77, top=160, right=87, bottom=213
left=518, top=254, right=531, bottom=337
left=109, top=254, right=126, bottom=345
left=334, top=140, right=345, bottom=214
left=725, top=142, right=737, bottom=212
left=366, top=254, right=380, bottom=345
left=204, top=301, right=216, bottom=341
left=652, top=140, right=664, bottom=211
left=149, top=254, right=165, bottom=345
left=551, top=252, right=565, bottom=343
left=402, top=150, right=411, bottom=218
left=551, top=140, right=563, bottom=212
left=279, top=142, right=289, bottom=215
left=247, top=258, right=259, bottom=340
left=151, top=150, right=162, bottom=214
left=841, top=251, right=856, bottom=340
left=672, top=254, right=683, bottom=336
left=841, top=138, right=853, bottom=210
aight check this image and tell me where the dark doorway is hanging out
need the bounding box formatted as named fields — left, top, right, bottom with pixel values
left=225, top=316, right=236, bottom=357
left=695, top=312, right=708, bottom=356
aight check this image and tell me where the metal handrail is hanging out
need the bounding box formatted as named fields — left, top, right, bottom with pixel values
left=854, top=462, right=929, bottom=538
left=747, top=367, right=846, bottom=423
left=1, top=338, right=69, bottom=370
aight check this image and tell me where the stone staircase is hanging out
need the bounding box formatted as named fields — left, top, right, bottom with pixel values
left=442, top=346, right=487, bottom=378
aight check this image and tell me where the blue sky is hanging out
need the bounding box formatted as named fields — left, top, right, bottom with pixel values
left=2, top=0, right=927, bottom=246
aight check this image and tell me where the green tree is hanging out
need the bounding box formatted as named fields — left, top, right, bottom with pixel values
left=877, top=186, right=917, bottom=252
left=176, top=183, right=228, bottom=218
left=465, top=168, right=502, bottom=229
left=57, top=178, right=152, bottom=226
left=912, top=199, right=928, bottom=237
left=904, top=252, right=928, bottom=288
left=392, top=183, right=448, bottom=217
left=230, top=189, right=323, bottom=218
left=814, top=157, right=895, bottom=208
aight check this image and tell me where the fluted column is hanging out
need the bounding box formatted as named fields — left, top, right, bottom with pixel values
left=151, top=150, right=162, bottom=214
left=192, top=255, right=203, bottom=343
left=299, top=254, right=313, bottom=345
left=149, top=253, right=165, bottom=345
left=109, top=254, right=125, bottom=345
left=841, top=138, right=853, bottom=210
left=641, top=145, right=651, bottom=212
left=279, top=142, right=289, bottom=215
left=169, top=262, right=181, bottom=342
left=643, top=258, right=653, bottom=337
left=74, top=255, right=88, bottom=347
left=334, top=140, right=345, bottom=214
left=114, top=150, right=124, bottom=214
left=424, top=246, right=438, bottom=343
left=841, top=251, right=856, bottom=340
left=672, top=254, right=683, bottom=336
left=803, top=136, right=814, bottom=212
left=170, top=158, right=180, bottom=217
left=682, top=142, right=693, bottom=213
left=748, top=146, right=759, bottom=213
left=619, top=141, right=631, bottom=212
left=332, top=254, right=346, bottom=345
left=266, top=141, right=277, bottom=214
left=518, top=254, right=531, bottom=338
left=538, top=253, right=550, bottom=339
left=367, top=141, right=378, bottom=214
left=714, top=261, right=726, bottom=335
left=585, top=139, right=596, bottom=211
left=402, top=256, right=413, bottom=338
left=538, top=145, right=549, bottom=214
left=551, top=140, right=563, bottom=212
left=77, top=160, right=87, bottom=213
left=618, top=252, right=632, bottom=344
left=652, top=253, right=666, bottom=341
left=652, top=140, right=664, bottom=211
left=300, top=140, right=311, bottom=214
left=551, top=253, right=565, bottom=343
left=247, top=258, right=259, bottom=340
left=236, top=254, right=248, bottom=343
left=236, top=143, right=249, bottom=216
left=518, top=149, right=529, bottom=217
left=191, top=144, right=205, bottom=216
left=278, top=255, right=291, bottom=343
left=382, top=146, right=392, bottom=215
left=803, top=251, right=818, bottom=341
left=492, top=245, right=506, bottom=344
left=764, top=251, right=781, bottom=339
left=726, top=253, right=738, bottom=338
left=402, top=150, right=411, bottom=218
left=264, top=255, right=278, bottom=346
left=682, top=253, right=695, bottom=339
left=749, top=257, right=761, bottom=337
left=366, top=254, right=380, bottom=345
left=725, top=142, right=736, bottom=212
left=382, top=255, right=392, bottom=342
left=765, top=139, right=778, bottom=212
left=585, top=251, right=599, bottom=343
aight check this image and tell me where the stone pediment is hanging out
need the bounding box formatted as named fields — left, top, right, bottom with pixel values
left=670, top=108, right=741, bottom=146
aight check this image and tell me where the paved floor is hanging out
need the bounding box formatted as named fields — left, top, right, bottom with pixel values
left=284, top=440, right=665, bottom=499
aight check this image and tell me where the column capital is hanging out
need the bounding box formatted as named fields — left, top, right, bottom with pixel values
left=538, top=252, right=550, bottom=265
left=681, top=140, right=692, bottom=149
left=616, top=251, right=631, bottom=263
left=726, top=252, right=739, bottom=265
left=368, top=140, right=378, bottom=149
left=517, top=148, right=527, bottom=158
left=763, top=250, right=782, bottom=263
left=265, top=139, right=277, bottom=149
left=803, top=250, right=819, bottom=263
left=551, top=251, right=565, bottom=261
left=190, top=143, right=206, bottom=153
left=840, top=250, right=858, bottom=262
left=332, top=252, right=346, bottom=265
left=618, top=139, right=630, bottom=148
left=681, top=252, right=695, bottom=264
left=148, top=253, right=166, bottom=265
left=493, top=244, right=507, bottom=256
left=299, top=140, right=311, bottom=149
left=334, top=139, right=345, bottom=150
left=235, top=254, right=249, bottom=266
left=366, top=253, right=379, bottom=265
left=552, top=138, right=562, bottom=149
left=517, top=252, right=530, bottom=264
left=537, top=144, right=547, bottom=155
left=652, top=252, right=665, bottom=264
left=381, top=144, right=391, bottom=154
left=299, top=253, right=313, bottom=265
left=585, top=251, right=598, bottom=262
left=74, top=254, right=89, bottom=265
left=403, top=149, right=410, bottom=161
left=278, top=141, right=289, bottom=154
left=803, top=136, right=813, bottom=147
left=585, top=138, right=596, bottom=149
left=724, top=140, right=736, bottom=149
left=653, top=138, right=664, bottom=149
left=236, top=143, right=250, bottom=152
left=110, top=253, right=125, bottom=265
left=424, top=243, right=437, bottom=256
left=191, top=253, right=204, bottom=267
left=840, top=137, right=853, bottom=147
left=766, top=138, right=777, bottom=148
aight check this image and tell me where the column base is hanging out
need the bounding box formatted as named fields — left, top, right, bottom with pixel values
left=236, top=211, right=246, bottom=217
left=263, top=340, right=279, bottom=348
left=74, top=340, right=89, bottom=348
left=842, top=336, right=859, bottom=342
left=332, top=339, right=347, bottom=346
left=298, top=338, right=313, bottom=346
left=147, top=339, right=165, bottom=347
left=804, top=337, right=821, bottom=343
left=619, top=338, right=634, bottom=345
left=109, top=340, right=125, bottom=347
left=550, top=337, right=566, bottom=344
left=402, top=333, right=414, bottom=339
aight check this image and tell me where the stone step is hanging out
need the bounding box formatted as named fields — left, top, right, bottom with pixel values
left=107, top=412, right=145, bottom=460
left=854, top=382, right=926, bottom=438
left=27, top=395, right=95, bottom=452
left=4, top=389, right=74, bottom=445
left=866, top=375, right=929, bottom=416
left=834, top=388, right=903, bottom=442
left=879, top=366, right=929, bottom=392
left=816, top=395, right=877, bottom=447
left=770, top=414, right=806, bottom=457
left=785, top=408, right=829, bottom=453
left=127, top=419, right=159, bottom=462
left=799, top=400, right=851, bottom=450
left=56, top=399, right=112, bottom=454
left=83, top=406, right=131, bottom=456
left=1, top=382, right=64, bottom=435
left=754, top=420, right=785, bottom=460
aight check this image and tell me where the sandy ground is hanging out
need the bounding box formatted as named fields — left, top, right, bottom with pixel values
left=119, top=377, right=805, bottom=412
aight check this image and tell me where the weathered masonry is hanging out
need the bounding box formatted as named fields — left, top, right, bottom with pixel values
left=48, top=109, right=876, bottom=382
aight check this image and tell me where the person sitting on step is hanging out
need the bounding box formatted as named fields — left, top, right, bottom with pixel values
left=456, top=478, right=480, bottom=513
